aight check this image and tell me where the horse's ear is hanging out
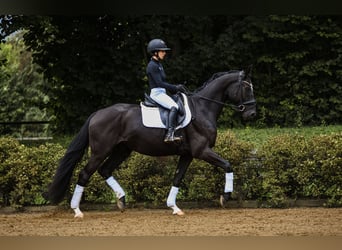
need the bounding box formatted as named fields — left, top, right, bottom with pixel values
left=246, top=64, right=253, bottom=78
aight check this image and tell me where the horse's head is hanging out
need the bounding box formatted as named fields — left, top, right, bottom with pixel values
left=226, top=70, right=256, bottom=120
left=193, top=69, right=256, bottom=121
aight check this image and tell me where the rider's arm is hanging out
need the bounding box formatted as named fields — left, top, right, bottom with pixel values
left=148, top=63, right=178, bottom=93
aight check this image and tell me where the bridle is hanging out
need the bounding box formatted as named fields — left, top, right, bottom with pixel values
left=188, top=71, right=256, bottom=112
left=233, top=79, right=256, bottom=112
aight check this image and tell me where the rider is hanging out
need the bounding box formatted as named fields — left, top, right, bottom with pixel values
left=146, top=38, right=186, bottom=143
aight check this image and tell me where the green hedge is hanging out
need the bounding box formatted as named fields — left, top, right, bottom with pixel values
left=258, top=133, right=342, bottom=207
left=0, top=131, right=341, bottom=209
left=0, top=137, right=65, bottom=209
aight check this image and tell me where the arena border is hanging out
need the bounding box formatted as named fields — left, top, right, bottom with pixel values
left=0, top=199, right=328, bottom=214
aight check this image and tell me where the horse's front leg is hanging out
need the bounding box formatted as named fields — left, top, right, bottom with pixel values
left=167, top=155, right=193, bottom=215
left=198, top=148, right=233, bottom=207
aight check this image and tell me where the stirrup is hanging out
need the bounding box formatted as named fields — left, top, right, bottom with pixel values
left=173, top=135, right=182, bottom=141
left=164, top=136, right=173, bottom=143
left=164, top=130, right=173, bottom=143
left=164, top=131, right=182, bottom=143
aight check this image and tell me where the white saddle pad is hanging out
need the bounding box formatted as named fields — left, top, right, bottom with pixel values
left=140, top=93, right=192, bottom=130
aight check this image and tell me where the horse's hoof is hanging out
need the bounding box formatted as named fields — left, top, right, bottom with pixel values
left=220, top=192, right=231, bottom=208
left=173, top=210, right=185, bottom=216
left=73, top=208, right=84, bottom=218
left=169, top=205, right=185, bottom=216
left=74, top=213, right=84, bottom=218
left=117, top=196, right=126, bottom=212
left=220, top=195, right=226, bottom=208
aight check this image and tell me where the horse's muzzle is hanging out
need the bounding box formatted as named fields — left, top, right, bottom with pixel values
left=242, top=110, right=256, bottom=120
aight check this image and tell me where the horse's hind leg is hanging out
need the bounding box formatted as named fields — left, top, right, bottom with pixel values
left=71, top=154, right=107, bottom=218
left=98, top=144, right=132, bottom=211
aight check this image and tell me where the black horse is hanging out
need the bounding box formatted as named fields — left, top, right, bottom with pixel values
left=44, top=69, right=256, bottom=217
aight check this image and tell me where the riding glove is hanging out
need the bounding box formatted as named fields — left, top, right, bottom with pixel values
left=176, top=84, right=187, bottom=93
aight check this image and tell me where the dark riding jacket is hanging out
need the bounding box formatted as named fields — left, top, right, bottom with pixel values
left=146, top=58, right=178, bottom=93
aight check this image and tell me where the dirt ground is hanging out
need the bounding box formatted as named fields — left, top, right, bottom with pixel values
left=1, top=207, right=341, bottom=236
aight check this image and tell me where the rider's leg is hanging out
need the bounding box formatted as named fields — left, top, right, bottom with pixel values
left=150, top=88, right=182, bottom=142
left=164, top=106, right=182, bottom=143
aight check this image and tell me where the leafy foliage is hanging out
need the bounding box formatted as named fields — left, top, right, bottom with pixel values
left=0, top=30, right=50, bottom=132
left=0, top=137, right=64, bottom=208
left=1, top=129, right=340, bottom=208
left=0, top=137, right=21, bottom=205
left=247, top=16, right=342, bottom=127
left=258, top=134, right=310, bottom=207
left=258, top=132, right=342, bottom=207
left=1, top=15, right=341, bottom=133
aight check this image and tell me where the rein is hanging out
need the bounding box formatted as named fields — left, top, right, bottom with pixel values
left=193, top=94, right=243, bottom=110
left=192, top=93, right=255, bottom=112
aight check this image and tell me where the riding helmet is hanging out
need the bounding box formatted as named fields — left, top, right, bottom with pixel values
left=147, top=39, right=171, bottom=54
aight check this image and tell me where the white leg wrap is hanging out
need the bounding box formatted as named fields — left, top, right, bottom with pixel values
left=106, top=176, right=125, bottom=199
left=167, top=186, right=179, bottom=207
left=71, top=184, right=84, bottom=218
left=167, top=186, right=184, bottom=215
left=224, top=172, right=234, bottom=193
left=70, top=184, right=84, bottom=209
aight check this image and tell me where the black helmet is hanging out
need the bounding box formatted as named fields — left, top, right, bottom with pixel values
left=147, top=39, right=171, bottom=54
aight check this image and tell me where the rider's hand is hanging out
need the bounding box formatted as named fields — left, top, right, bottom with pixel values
left=176, top=84, right=187, bottom=93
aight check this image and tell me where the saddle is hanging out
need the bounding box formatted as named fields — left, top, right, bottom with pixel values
left=140, top=93, right=192, bottom=130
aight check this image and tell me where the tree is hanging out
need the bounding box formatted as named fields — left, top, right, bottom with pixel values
left=2, top=16, right=149, bottom=133
left=0, top=29, right=50, bottom=135
left=1, top=15, right=341, bottom=133
left=240, top=16, right=342, bottom=126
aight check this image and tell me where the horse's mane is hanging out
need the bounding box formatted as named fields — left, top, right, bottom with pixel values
left=194, top=70, right=240, bottom=93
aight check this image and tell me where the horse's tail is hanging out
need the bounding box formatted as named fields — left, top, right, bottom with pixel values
left=43, top=113, right=95, bottom=204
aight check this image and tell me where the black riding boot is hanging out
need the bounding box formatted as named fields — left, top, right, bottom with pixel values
left=164, top=107, right=182, bottom=143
